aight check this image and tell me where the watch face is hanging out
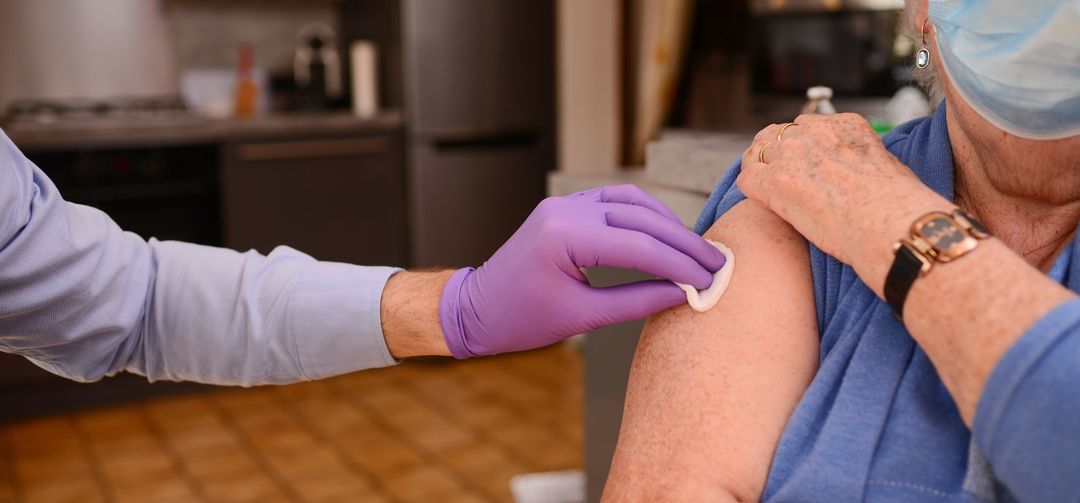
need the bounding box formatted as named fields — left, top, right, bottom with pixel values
left=916, top=215, right=978, bottom=261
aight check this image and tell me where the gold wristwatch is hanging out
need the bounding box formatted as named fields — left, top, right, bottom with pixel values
left=884, top=208, right=991, bottom=318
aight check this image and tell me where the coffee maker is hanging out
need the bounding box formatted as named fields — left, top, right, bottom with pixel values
left=293, top=22, right=343, bottom=110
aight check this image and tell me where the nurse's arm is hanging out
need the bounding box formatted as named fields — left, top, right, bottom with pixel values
left=380, top=269, right=455, bottom=358
left=603, top=200, right=818, bottom=501
left=0, top=130, right=444, bottom=385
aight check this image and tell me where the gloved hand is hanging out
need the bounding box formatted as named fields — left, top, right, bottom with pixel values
left=439, top=184, right=727, bottom=358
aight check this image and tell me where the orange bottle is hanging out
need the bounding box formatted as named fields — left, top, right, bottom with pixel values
left=234, top=44, right=258, bottom=118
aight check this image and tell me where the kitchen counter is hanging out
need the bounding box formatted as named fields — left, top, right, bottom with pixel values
left=4, top=111, right=404, bottom=151
left=548, top=130, right=748, bottom=225
left=644, top=130, right=752, bottom=194
left=548, top=169, right=712, bottom=228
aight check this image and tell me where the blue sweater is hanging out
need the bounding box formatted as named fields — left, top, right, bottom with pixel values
left=695, top=104, right=1080, bottom=502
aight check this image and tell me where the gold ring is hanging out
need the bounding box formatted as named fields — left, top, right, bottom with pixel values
left=777, top=122, right=799, bottom=141
left=758, top=141, right=774, bottom=163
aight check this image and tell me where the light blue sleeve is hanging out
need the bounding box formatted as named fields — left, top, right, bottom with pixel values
left=973, top=298, right=1080, bottom=502
left=0, top=130, right=400, bottom=386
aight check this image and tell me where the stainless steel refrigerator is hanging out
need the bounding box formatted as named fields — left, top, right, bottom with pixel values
left=345, top=0, right=556, bottom=268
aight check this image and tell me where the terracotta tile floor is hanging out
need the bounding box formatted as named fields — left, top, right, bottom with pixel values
left=0, top=345, right=583, bottom=503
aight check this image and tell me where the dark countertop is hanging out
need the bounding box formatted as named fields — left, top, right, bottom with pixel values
left=4, top=110, right=404, bottom=151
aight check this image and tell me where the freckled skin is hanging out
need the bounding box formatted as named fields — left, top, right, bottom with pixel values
left=603, top=201, right=819, bottom=502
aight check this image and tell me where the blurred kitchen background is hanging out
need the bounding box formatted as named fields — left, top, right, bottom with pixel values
left=0, top=0, right=926, bottom=501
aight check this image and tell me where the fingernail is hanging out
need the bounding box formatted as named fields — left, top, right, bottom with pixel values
left=659, top=283, right=691, bottom=308
left=715, top=249, right=728, bottom=270
left=691, top=269, right=714, bottom=290
left=705, top=248, right=727, bottom=272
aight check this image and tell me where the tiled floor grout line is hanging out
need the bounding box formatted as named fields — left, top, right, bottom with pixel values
left=345, top=380, right=501, bottom=503
left=502, top=354, right=583, bottom=429
left=451, top=368, right=581, bottom=449
left=333, top=380, right=502, bottom=503
left=392, top=374, right=553, bottom=492
left=67, top=415, right=118, bottom=503
left=0, top=348, right=583, bottom=503
left=395, top=376, right=534, bottom=471
left=487, top=360, right=584, bottom=447
left=202, top=393, right=305, bottom=503
left=0, top=429, right=24, bottom=503
left=138, top=401, right=212, bottom=503
left=263, top=388, right=400, bottom=502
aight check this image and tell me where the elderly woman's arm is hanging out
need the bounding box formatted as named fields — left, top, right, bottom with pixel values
left=900, top=238, right=1078, bottom=501
left=603, top=200, right=818, bottom=501
left=737, top=113, right=1080, bottom=502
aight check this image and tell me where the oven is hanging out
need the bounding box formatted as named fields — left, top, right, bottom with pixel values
left=24, top=144, right=223, bottom=246
left=5, top=97, right=223, bottom=247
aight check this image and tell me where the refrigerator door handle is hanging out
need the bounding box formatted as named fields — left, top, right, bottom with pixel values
left=428, top=129, right=537, bottom=150
left=234, top=137, right=392, bottom=162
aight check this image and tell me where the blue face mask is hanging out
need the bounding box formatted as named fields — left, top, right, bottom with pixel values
left=929, top=0, right=1080, bottom=140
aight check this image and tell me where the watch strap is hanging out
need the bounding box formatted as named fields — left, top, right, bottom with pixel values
left=884, top=208, right=991, bottom=320
left=885, top=242, right=928, bottom=319
left=953, top=208, right=991, bottom=239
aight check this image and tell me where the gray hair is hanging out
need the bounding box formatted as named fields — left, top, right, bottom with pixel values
left=900, top=0, right=945, bottom=105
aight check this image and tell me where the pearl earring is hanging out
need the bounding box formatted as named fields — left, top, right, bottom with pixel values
left=916, top=18, right=931, bottom=69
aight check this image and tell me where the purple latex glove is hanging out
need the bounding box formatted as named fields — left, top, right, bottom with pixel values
left=439, top=184, right=727, bottom=359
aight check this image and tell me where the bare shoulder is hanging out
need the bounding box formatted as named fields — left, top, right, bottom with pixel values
left=638, top=199, right=816, bottom=370
left=603, top=200, right=818, bottom=502
left=705, top=197, right=807, bottom=247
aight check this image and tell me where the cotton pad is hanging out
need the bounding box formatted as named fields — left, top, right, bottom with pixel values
left=675, top=240, right=735, bottom=312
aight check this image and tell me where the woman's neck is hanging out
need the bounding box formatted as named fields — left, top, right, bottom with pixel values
left=947, top=110, right=1080, bottom=271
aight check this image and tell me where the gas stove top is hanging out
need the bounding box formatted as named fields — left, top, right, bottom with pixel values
left=2, top=96, right=204, bottom=131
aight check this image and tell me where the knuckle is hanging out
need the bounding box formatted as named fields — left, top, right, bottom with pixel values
left=536, top=213, right=570, bottom=240
left=603, top=184, right=631, bottom=199
left=753, top=125, right=775, bottom=143
left=621, top=183, right=646, bottom=199
left=839, top=112, right=865, bottom=125
left=736, top=169, right=763, bottom=191
left=534, top=196, right=561, bottom=214
left=735, top=171, right=748, bottom=188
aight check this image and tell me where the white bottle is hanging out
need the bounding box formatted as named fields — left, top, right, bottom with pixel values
left=801, top=86, right=836, bottom=115
left=350, top=41, right=379, bottom=118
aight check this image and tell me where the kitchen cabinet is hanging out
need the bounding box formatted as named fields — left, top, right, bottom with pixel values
left=221, top=132, right=408, bottom=267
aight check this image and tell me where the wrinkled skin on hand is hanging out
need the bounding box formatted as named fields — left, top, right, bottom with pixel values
left=737, top=113, right=947, bottom=293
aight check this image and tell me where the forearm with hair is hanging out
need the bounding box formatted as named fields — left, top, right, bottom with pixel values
left=380, top=269, right=455, bottom=359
